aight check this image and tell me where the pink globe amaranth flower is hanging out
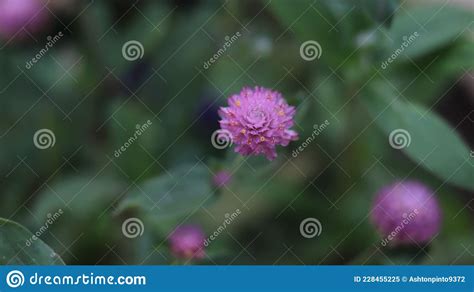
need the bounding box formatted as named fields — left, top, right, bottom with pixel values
left=371, top=181, right=442, bottom=246
left=213, top=170, right=232, bottom=188
left=169, top=225, right=206, bottom=260
left=218, top=86, right=298, bottom=160
left=0, top=0, right=49, bottom=41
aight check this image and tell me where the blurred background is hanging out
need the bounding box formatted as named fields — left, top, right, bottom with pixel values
left=0, top=0, right=473, bottom=265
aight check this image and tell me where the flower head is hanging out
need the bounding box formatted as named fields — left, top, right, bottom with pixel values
left=212, top=170, right=232, bottom=188
left=218, top=86, right=298, bottom=160
left=0, top=0, right=49, bottom=40
left=169, top=224, right=206, bottom=260
left=371, top=181, right=442, bottom=246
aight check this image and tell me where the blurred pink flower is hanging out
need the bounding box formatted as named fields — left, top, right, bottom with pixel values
left=213, top=170, right=232, bottom=188
left=218, top=86, right=298, bottom=160
left=371, top=181, right=442, bottom=246
left=169, top=224, right=206, bottom=260
left=0, top=0, right=49, bottom=40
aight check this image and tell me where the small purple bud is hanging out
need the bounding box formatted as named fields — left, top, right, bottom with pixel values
left=212, top=170, right=232, bottom=188
left=169, top=224, right=206, bottom=260
left=371, top=181, right=442, bottom=246
left=0, top=0, right=49, bottom=41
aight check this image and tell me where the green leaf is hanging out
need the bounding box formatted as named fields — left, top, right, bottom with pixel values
left=117, top=163, right=213, bottom=220
left=438, top=41, right=474, bottom=73
left=30, top=177, right=126, bottom=264
left=364, top=80, right=474, bottom=191
left=269, top=0, right=348, bottom=66
left=384, top=40, right=474, bottom=104
left=0, top=218, right=64, bottom=265
left=359, top=0, right=398, bottom=25
left=389, top=5, right=473, bottom=58
left=33, top=176, right=124, bottom=221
